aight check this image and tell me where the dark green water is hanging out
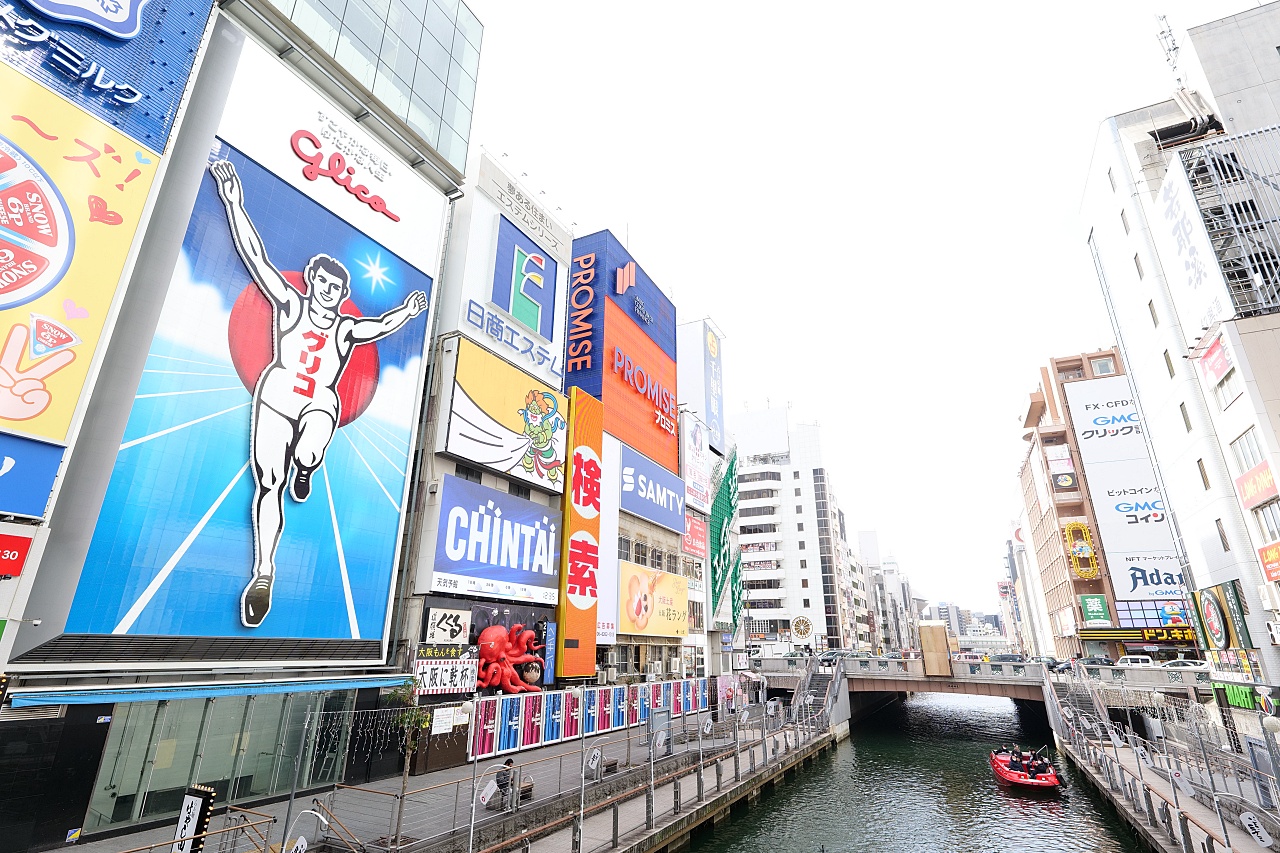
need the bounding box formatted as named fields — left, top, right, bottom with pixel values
left=689, top=694, right=1141, bottom=853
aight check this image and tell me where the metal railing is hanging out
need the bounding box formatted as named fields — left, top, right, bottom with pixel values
left=110, top=807, right=277, bottom=853
left=315, top=699, right=830, bottom=853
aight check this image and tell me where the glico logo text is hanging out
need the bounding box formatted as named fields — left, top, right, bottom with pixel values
left=567, top=252, right=596, bottom=372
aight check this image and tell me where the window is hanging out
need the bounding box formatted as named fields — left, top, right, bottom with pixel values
left=1090, top=357, right=1115, bottom=376
left=740, top=488, right=779, bottom=500
left=1108, top=168, right=1116, bottom=191
left=795, top=488, right=801, bottom=496
left=618, top=536, right=631, bottom=560
left=741, top=506, right=776, bottom=518
left=803, top=599, right=811, bottom=608
left=1256, top=502, right=1280, bottom=541
left=801, top=579, right=809, bottom=588
left=798, top=541, right=806, bottom=550
left=738, top=472, right=782, bottom=484
left=1134, top=253, right=1144, bottom=279
left=793, top=471, right=800, bottom=480
left=508, top=482, right=530, bottom=499
left=740, top=523, right=779, bottom=535
left=666, top=553, right=679, bottom=573
left=456, top=463, right=483, bottom=483
left=1164, top=350, right=1175, bottom=378
left=795, top=505, right=803, bottom=513
left=1214, top=369, right=1243, bottom=410
left=649, top=545, right=663, bottom=569
left=1180, top=402, right=1192, bottom=432
left=1120, top=209, right=1130, bottom=234
left=799, top=559, right=807, bottom=568
left=1149, top=301, right=1159, bottom=327
left=633, top=541, right=647, bottom=566
left=1231, top=427, right=1264, bottom=474
left=1216, top=518, right=1231, bottom=551
left=797, top=523, right=804, bottom=531
left=688, top=600, right=704, bottom=633
left=1198, top=459, right=1211, bottom=490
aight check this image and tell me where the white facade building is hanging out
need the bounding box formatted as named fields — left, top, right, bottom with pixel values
left=1081, top=2, right=1280, bottom=681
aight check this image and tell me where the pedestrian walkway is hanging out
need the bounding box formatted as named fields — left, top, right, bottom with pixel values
left=1066, top=735, right=1272, bottom=853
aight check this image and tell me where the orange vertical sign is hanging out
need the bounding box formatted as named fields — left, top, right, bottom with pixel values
left=557, top=388, right=603, bottom=677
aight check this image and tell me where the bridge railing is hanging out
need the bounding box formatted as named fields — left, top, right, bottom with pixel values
left=1054, top=663, right=1214, bottom=689
left=843, top=658, right=1045, bottom=681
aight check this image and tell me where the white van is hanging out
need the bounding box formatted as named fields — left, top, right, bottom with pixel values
left=1116, top=655, right=1155, bottom=668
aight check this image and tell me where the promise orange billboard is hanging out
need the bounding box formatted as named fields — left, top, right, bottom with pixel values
left=601, top=300, right=678, bottom=472
left=557, top=388, right=603, bottom=676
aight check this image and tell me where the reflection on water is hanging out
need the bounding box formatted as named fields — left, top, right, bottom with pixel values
left=689, top=693, right=1139, bottom=853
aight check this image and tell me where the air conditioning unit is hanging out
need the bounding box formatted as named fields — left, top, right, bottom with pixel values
left=1268, top=621, right=1280, bottom=646
left=606, top=667, right=618, bottom=682
left=668, top=659, right=682, bottom=674
left=606, top=649, right=619, bottom=667
left=597, top=670, right=608, bottom=686
left=646, top=661, right=663, bottom=675
left=1261, top=584, right=1280, bottom=613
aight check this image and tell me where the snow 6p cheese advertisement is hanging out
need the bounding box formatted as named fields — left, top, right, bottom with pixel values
left=618, top=560, right=687, bottom=638
left=65, top=37, right=445, bottom=643
left=0, top=66, right=158, bottom=450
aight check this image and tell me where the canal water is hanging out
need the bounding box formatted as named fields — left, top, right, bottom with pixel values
left=689, top=693, right=1140, bottom=853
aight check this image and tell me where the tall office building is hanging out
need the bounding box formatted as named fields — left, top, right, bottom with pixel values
left=730, top=408, right=864, bottom=651
left=1082, top=1, right=1280, bottom=681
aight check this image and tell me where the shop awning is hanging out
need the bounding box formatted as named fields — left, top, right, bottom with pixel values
left=10, top=674, right=408, bottom=708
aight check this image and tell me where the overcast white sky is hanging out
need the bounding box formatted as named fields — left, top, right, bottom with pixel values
left=466, top=0, right=1264, bottom=612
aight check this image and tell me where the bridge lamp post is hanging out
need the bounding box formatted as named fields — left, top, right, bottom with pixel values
left=575, top=734, right=610, bottom=853
left=468, top=762, right=515, bottom=853
left=1260, top=712, right=1280, bottom=822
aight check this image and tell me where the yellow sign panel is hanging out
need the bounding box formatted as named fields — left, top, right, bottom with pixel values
left=618, top=560, right=687, bottom=638
left=0, top=65, right=158, bottom=442
left=445, top=337, right=568, bottom=492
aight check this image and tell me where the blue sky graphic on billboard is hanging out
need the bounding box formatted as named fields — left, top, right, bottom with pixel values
left=570, top=231, right=675, bottom=360
left=65, top=142, right=431, bottom=639
left=619, top=442, right=685, bottom=533
left=0, top=0, right=214, bottom=151
left=431, top=474, right=561, bottom=605
left=490, top=215, right=557, bottom=341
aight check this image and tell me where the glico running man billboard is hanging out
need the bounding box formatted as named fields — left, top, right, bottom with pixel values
left=63, top=37, right=446, bottom=645
left=565, top=231, right=678, bottom=473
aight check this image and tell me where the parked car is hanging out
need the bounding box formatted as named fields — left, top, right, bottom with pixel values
left=1160, top=658, right=1210, bottom=670
left=954, top=652, right=985, bottom=663
left=990, top=654, right=1026, bottom=662
left=1116, top=655, right=1156, bottom=668
left=1055, top=656, right=1114, bottom=672
left=1032, top=655, right=1060, bottom=668
left=882, top=651, right=904, bottom=659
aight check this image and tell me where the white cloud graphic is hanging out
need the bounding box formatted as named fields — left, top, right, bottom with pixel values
left=154, top=250, right=233, bottom=359
left=361, top=355, right=424, bottom=433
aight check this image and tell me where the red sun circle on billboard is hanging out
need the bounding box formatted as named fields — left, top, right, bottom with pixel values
left=227, top=271, right=379, bottom=427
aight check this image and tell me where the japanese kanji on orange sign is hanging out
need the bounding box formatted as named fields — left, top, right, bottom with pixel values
left=557, top=387, right=603, bottom=677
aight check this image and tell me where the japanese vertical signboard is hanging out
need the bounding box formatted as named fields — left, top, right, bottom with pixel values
left=1063, top=376, right=1185, bottom=602
left=557, top=387, right=602, bottom=677
left=702, top=322, right=725, bottom=455
left=681, top=411, right=711, bottom=514
left=709, top=449, right=740, bottom=622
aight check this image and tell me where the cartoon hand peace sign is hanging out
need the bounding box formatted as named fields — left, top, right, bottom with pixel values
left=0, top=323, right=75, bottom=421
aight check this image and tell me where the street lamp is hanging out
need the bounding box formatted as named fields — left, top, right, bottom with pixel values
left=281, top=809, right=328, bottom=853
left=575, top=735, right=610, bottom=852
left=468, top=762, right=515, bottom=853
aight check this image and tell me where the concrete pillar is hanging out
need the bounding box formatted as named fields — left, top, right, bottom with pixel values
left=674, top=778, right=681, bottom=814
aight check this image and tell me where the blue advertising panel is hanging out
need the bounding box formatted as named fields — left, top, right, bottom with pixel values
left=0, top=432, right=63, bottom=518
left=490, top=215, right=558, bottom=342
left=66, top=141, right=431, bottom=639
left=569, top=231, right=674, bottom=360
left=662, top=681, right=672, bottom=711
left=613, top=686, right=626, bottom=728
left=498, top=695, right=522, bottom=752
left=544, top=691, right=563, bottom=743
left=639, top=688, right=649, bottom=722
left=433, top=474, right=561, bottom=604
left=0, top=0, right=215, bottom=151
left=619, top=442, right=685, bottom=533
left=583, top=687, right=598, bottom=734
left=698, top=678, right=708, bottom=711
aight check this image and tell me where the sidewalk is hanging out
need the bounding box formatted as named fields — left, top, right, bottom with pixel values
left=71, top=708, right=772, bottom=853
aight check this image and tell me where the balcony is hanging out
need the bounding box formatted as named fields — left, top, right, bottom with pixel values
left=746, top=587, right=787, bottom=601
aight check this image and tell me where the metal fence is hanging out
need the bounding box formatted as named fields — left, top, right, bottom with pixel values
left=109, top=807, right=277, bottom=853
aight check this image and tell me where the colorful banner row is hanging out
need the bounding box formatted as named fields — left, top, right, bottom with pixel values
left=470, top=678, right=713, bottom=760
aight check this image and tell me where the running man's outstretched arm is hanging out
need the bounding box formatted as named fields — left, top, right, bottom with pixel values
left=347, top=291, right=428, bottom=343
left=209, top=160, right=295, bottom=308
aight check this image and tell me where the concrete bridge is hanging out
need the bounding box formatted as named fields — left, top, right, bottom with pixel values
left=842, top=657, right=1050, bottom=702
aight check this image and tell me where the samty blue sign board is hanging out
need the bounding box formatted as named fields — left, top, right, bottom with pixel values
left=0, top=0, right=214, bottom=151
left=0, top=432, right=63, bottom=518
left=619, top=442, right=685, bottom=533
left=432, top=474, right=561, bottom=605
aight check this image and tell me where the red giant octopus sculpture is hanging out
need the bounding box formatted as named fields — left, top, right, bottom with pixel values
left=476, top=623, right=545, bottom=694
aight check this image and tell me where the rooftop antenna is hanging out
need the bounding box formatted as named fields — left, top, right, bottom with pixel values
left=1156, top=15, right=1182, bottom=86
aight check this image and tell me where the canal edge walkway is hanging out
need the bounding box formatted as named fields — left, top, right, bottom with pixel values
left=1061, top=738, right=1269, bottom=853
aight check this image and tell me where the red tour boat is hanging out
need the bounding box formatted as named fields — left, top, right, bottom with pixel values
left=990, top=749, right=1061, bottom=788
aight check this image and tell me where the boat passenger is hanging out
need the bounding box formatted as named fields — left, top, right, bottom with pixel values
left=1008, top=752, right=1025, bottom=774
